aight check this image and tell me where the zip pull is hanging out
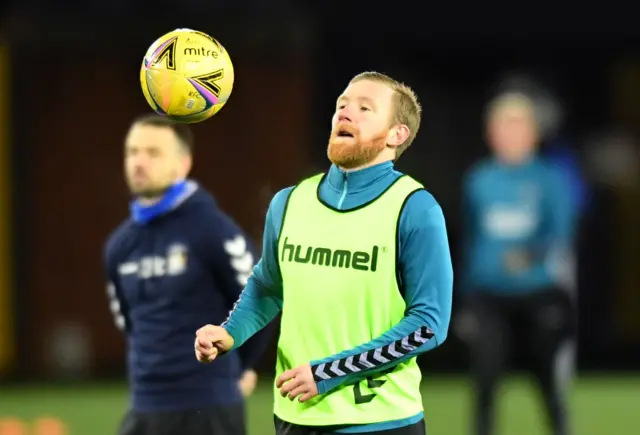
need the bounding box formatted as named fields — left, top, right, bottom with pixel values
left=337, top=172, right=349, bottom=210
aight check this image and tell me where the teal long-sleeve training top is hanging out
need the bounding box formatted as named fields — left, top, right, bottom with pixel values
left=223, top=161, right=454, bottom=433
left=460, top=157, right=578, bottom=295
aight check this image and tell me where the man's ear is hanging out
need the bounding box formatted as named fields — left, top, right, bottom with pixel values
left=182, top=153, right=193, bottom=176
left=386, top=124, right=410, bottom=149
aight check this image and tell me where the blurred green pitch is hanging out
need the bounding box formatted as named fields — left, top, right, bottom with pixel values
left=1, top=376, right=638, bottom=435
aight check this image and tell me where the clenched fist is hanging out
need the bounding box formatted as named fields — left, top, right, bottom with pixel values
left=194, top=324, right=235, bottom=363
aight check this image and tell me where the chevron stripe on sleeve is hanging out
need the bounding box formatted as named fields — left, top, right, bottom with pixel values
left=311, top=326, right=434, bottom=382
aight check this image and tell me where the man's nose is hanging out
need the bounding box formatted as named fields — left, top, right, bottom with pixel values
left=338, top=112, right=352, bottom=123
left=131, top=159, right=148, bottom=172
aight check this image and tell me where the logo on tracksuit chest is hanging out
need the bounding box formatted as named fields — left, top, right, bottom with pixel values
left=118, top=243, right=189, bottom=279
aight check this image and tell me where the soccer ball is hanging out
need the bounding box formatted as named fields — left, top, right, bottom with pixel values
left=140, top=29, right=234, bottom=123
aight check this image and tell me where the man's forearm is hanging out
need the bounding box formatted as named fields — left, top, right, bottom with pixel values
left=222, top=277, right=282, bottom=350
left=310, top=311, right=440, bottom=394
left=237, top=320, right=276, bottom=370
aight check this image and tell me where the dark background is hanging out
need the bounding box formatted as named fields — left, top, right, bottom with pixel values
left=1, top=2, right=639, bottom=383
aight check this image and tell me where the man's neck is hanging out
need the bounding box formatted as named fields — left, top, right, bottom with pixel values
left=497, top=154, right=535, bottom=167
left=137, top=196, right=163, bottom=206
left=135, top=179, right=187, bottom=206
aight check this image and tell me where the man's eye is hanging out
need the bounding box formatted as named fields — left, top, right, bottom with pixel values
left=360, top=106, right=370, bottom=111
left=337, top=105, right=346, bottom=110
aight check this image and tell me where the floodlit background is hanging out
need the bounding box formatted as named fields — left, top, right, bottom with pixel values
left=1, top=2, right=639, bottom=434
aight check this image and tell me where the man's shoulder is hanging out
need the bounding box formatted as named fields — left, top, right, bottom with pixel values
left=104, top=219, right=135, bottom=261
left=258, top=183, right=296, bottom=216
left=180, top=184, right=219, bottom=217
left=535, top=158, right=565, bottom=179
left=465, top=158, right=495, bottom=180
left=403, top=188, right=441, bottom=221
left=178, top=185, right=240, bottom=230
left=398, top=188, right=446, bottom=238
left=256, top=185, right=297, bottom=237
left=461, top=159, right=497, bottom=196
left=393, top=171, right=428, bottom=193
left=278, top=171, right=326, bottom=198
left=390, top=170, right=439, bottom=210
left=181, top=187, right=252, bottom=248
left=272, top=185, right=296, bottom=205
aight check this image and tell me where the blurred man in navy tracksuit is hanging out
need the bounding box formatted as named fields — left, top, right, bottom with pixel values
left=103, top=114, right=273, bottom=435
left=459, top=93, right=579, bottom=435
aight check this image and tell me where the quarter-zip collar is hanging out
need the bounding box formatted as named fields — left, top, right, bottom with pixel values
left=326, top=161, right=395, bottom=193
left=325, top=161, right=396, bottom=210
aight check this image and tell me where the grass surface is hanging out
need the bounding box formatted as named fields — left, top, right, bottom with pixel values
left=1, top=375, right=638, bottom=434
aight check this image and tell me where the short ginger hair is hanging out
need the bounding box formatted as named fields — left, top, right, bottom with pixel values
left=349, top=71, right=422, bottom=158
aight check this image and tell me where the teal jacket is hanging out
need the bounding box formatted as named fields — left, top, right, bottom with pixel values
left=224, top=161, right=454, bottom=432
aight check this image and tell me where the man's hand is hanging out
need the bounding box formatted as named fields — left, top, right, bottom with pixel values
left=276, top=363, right=318, bottom=403
left=238, top=369, right=258, bottom=398
left=195, top=324, right=235, bottom=363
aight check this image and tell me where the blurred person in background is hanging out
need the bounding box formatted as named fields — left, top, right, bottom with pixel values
left=458, top=92, right=579, bottom=435
left=103, top=114, right=274, bottom=435
left=495, top=73, right=590, bottom=218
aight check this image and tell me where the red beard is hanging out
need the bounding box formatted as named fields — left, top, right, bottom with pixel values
left=327, top=128, right=387, bottom=169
